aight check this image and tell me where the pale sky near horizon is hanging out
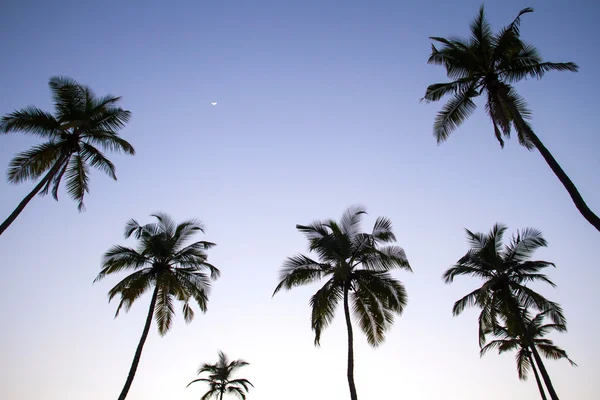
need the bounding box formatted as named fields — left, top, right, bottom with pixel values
left=1, top=1, right=599, bottom=399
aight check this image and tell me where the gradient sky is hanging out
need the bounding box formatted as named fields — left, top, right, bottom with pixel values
left=1, top=1, right=599, bottom=399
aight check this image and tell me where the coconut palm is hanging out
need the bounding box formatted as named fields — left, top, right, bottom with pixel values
left=0, top=76, right=134, bottom=236
left=443, top=224, right=565, bottom=400
left=94, top=213, right=220, bottom=400
left=423, top=7, right=598, bottom=232
left=481, top=310, right=576, bottom=400
left=273, top=205, right=412, bottom=400
left=187, top=351, right=253, bottom=400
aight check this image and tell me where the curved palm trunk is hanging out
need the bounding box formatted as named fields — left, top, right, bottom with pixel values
left=498, top=88, right=600, bottom=232
left=343, top=286, right=358, bottom=400
left=0, top=157, right=65, bottom=236
left=117, top=285, right=159, bottom=400
left=529, top=352, right=548, bottom=400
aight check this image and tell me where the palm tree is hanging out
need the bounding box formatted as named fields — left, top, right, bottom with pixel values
left=443, top=224, right=565, bottom=400
left=94, top=213, right=220, bottom=400
left=481, top=310, right=577, bottom=400
left=187, top=351, right=253, bottom=400
left=0, top=76, right=135, bottom=236
left=423, top=7, right=599, bottom=232
left=273, top=205, right=412, bottom=400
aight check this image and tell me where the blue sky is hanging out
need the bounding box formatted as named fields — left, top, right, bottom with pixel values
left=1, top=0, right=599, bottom=399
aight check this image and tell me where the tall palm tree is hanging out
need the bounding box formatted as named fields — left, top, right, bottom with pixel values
left=443, top=224, right=565, bottom=400
left=0, top=76, right=135, bottom=236
left=94, top=213, right=220, bottom=400
left=187, top=351, right=253, bottom=400
left=273, top=205, right=412, bottom=400
left=481, top=310, right=577, bottom=400
left=423, top=7, right=599, bottom=232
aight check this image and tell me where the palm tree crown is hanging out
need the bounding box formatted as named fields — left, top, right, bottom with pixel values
left=423, top=6, right=577, bottom=147
left=481, top=310, right=576, bottom=381
left=187, top=351, right=253, bottom=400
left=95, top=213, right=220, bottom=334
left=1, top=76, right=135, bottom=210
left=443, top=223, right=563, bottom=346
left=274, top=205, right=412, bottom=346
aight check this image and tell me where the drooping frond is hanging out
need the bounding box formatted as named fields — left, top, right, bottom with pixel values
left=80, top=142, right=117, bottom=180
left=352, top=270, right=407, bottom=346
left=107, top=268, right=155, bottom=317
left=7, top=142, right=62, bottom=183
left=310, top=278, right=343, bottom=346
left=64, top=152, right=90, bottom=211
left=432, top=86, right=478, bottom=143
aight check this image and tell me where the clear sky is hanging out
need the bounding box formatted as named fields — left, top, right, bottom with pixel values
left=1, top=0, right=598, bottom=399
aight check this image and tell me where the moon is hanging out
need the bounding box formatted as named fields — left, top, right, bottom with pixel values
left=211, top=102, right=217, bottom=106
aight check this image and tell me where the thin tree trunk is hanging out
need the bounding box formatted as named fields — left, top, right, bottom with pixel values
left=525, top=336, right=559, bottom=400
left=529, top=352, right=548, bottom=400
left=498, top=87, right=600, bottom=232
left=507, top=300, right=559, bottom=400
left=343, top=286, right=358, bottom=400
left=117, top=285, right=159, bottom=400
left=219, top=390, right=224, bottom=400
left=0, top=157, right=65, bottom=236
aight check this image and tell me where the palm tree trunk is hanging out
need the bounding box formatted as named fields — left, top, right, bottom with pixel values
left=117, top=285, right=159, bottom=400
left=498, top=87, right=600, bottom=232
left=0, top=157, right=65, bottom=236
left=343, top=286, right=358, bottom=400
left=529, top=352, right=548, bottom=400
left=219, top=390, right=224, bottom=400
left=525, top=339, right=559, bottom=400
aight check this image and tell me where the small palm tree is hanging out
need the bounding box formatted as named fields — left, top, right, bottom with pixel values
left=481, top=310, right=576, bottom=400
left=443, top=224, right=564, bottom=400
left=94, top=213, right=220, bottom=400
left=423, top=7, right=599, bottom=232
left=187, top=351, right=253, bottom=400
left=273, top=205, right=412, bottom=400
left=0, top=76, right=134, bottom=236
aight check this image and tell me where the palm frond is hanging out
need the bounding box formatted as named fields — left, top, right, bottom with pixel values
left=433, top=85, right=478, bottom=143
left=7, top=142, right=63, bottom=184
left=80, top=142, right=117, bottom=179
left=452, top=287, right=482, bottom=316
left=310, top=278, right=342, bottom=346
left=154, top=283, right=175, bottom=336
left=64, top=153, right=89, bottom=211
left=352, top=271, right=407, bottom=346
left=106, top=269, right=155, bottom=317
left=95, top=245, right=150, bottom=282
left=339, top=204, right=367, bottom=237
left=83, top=129, right=135, bottom=154
left=273, top=254, right=328, bottom=295
left=0, top=106, right=60, bottom=136
left=370, top=216, right=396, bottom=243
left=423, top=78, right=476, bottom=103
